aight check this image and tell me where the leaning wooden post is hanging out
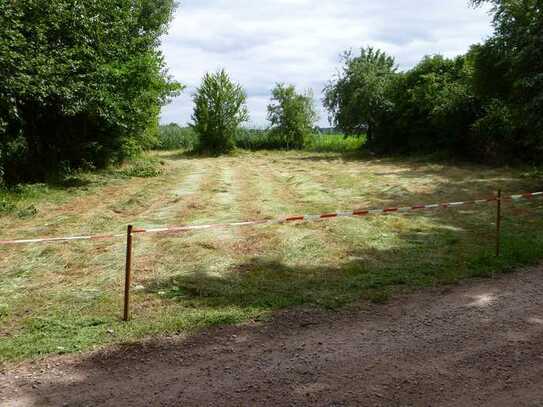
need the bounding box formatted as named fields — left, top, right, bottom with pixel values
left=496, top=190, right=502, bottom=257
left=123, top=225, right=134, bottom=321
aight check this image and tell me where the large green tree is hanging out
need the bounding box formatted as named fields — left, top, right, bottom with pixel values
left=267, top=83, right=317, bottom=149
left=323, top=47, right=397, bottom=142
left=471, top=0, right=543, bottom=158
left=382, top=55, right=479, bottom=153
left=0, top=0, right=181, bottom=183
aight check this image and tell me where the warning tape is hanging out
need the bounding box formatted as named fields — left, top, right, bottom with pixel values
left=0, top=233, right=125, bottom=245
left=1, top=191, right=542, bottom=246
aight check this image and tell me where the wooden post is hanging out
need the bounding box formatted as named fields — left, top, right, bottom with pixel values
left=123, top=225, right=133, bottom=321
left=496, top=190, right=502, bottom=257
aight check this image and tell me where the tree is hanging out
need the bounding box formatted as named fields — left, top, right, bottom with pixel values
left=471, top=0, right=543, bottom=157
left=191, top=69, right=249, bottom=154
left=0, top=0, right=181, bottom=183
left=323, top=47, right=397, bottom=142
left=383, top=55, right=479, bottom=153
left=267, top=83, right=317, bottom=149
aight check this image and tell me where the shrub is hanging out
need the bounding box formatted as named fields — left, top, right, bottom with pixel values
left=191, top=70, right=249, bottom=154
left=120, top=159, right=163, bottom=178
left=0, top=198, right=16, bottom=215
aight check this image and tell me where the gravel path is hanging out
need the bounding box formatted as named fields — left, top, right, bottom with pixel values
left=2, top=267, right=543, bottom=406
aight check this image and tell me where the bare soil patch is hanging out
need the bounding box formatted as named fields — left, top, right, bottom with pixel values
left=2, top=266, right=543, bottom=406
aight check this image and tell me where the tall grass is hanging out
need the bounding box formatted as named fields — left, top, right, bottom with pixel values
left=155, top=125, right=365, bottom=154
left=306, top=133, right=366, bottom=153
left=155, top=124, right=197, bottom=150
left=234, top=128, right=282, bottom=150
left=235, top=129, right=365, bottom=153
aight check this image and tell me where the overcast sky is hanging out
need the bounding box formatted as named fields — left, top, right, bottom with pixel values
left=160, top=0, right=493, bottom=128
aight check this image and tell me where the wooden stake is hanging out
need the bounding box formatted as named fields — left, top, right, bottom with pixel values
left=123, top=225, right=133, bottom=322
left=496, top=190, right=502, bottom=257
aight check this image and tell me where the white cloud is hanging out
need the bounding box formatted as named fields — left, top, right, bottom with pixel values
left=160, top=0, right=493, bottom=127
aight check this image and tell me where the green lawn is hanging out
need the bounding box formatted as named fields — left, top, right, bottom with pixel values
left=1, top=150, right=543, bottom=364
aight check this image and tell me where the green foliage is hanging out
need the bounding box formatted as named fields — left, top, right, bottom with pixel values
left=0, top=197, right=16, bottom=215
left=469, top=41, right=513, bottom=101
left=234, top=128, right=283, bottom=150
left=119, top=158, right=163, bottom=178
left=191, top=69, right=249, bottom=154
left=155, top=124, right=197, bottom=150
left=0, top=0, right=181, bottom=184
left=468, top=99, right=515, bottom=161
left=321, top=2, right=542, bottom=163
left=267, top=83, right=318, bottom=149
left=380, top=55, right=480, bottom=153
left=324, top=50, right=479, bottom=155
left=323, top=47, right=397, bottom=141
left=234, top=129, right=365, bottom=153
left=16, top=204, right=39, bottom=219
left=305, top=134, right=366, bottom=153
left=471, top=0, right=543, bottom=160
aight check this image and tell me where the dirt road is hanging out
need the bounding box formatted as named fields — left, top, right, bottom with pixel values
left=2, top=267, right=543, bottom=406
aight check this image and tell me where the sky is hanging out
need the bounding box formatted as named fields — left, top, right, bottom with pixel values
left=160, top=0, right=494, bottom=128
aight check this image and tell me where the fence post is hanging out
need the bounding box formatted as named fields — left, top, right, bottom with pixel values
left=123, top=225, right=133, bottom=322
left=496, top=190, right=502, bottom=257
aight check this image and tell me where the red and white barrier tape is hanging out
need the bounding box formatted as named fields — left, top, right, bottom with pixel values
left=1, top=191, right=542, bottom=246
left=0, top=233, right=125, bottom=245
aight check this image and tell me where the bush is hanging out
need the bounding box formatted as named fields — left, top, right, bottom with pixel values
left=0, top=197, right=16, bottom=215
left=119, top=159, right=163, bottom=178
left=191, top=70, right=249, bottom=154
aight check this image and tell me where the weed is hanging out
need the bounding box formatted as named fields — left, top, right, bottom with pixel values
left=119, top=159, right=163, bottom=178
left=16, top=205, right=38, bottom=219
left=0, top=198, right=16, bottom=214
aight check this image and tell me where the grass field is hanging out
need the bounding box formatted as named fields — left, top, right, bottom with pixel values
left=1, top=149, right=543, bottom=364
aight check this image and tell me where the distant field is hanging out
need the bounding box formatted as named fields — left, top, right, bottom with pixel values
left=1, top=150, right=543, bottom=364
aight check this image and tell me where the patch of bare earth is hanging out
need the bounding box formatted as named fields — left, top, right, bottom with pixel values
left=2, top=266, right=543, bottom=406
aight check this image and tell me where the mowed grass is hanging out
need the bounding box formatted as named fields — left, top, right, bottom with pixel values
left=2, top=150, right=543, bottom=364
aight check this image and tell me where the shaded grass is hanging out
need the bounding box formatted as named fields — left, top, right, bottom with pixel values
left=144, top=212, right=543, bottom=311
left=2, top=150, right=543, bottom=364
left=0, top=155, right=164, bottom=222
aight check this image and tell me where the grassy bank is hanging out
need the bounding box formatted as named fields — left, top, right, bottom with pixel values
left=1, top=150, right=543, bottom=364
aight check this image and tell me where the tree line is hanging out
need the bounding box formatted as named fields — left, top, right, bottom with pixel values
left=1, top=0, right=541, bottom=184
left=324, top=0, right=543, bottom=163
left=189, top=0, right=542, bottom=161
